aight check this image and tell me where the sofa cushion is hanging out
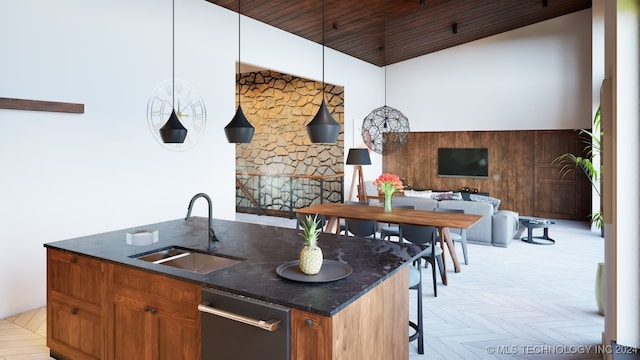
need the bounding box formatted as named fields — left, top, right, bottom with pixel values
left=438, top=200, right=493, bottom=245
left=469, top=194, right=501, bottom=214
left=391, top=196, right=438, bottom=211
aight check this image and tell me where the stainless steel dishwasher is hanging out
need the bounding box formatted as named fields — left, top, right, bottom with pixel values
left=199, top=288, right=290, bottom=360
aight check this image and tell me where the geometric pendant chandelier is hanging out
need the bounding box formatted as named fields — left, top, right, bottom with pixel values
left=362, top=105, right=409, bottom=154
left=362, top=0, right=409, bottom=155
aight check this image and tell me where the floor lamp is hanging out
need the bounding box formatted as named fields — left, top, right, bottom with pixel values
left=346, top=148, right=371, bottom=202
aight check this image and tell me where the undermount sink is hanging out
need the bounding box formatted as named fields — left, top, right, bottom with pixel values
left=131, top=246, right=243, bottom=274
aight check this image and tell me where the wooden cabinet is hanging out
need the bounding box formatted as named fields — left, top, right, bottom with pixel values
left=111, top=264, right=200, bottom=360
left=47, top=249, right=201, bottom=360
left=290, top=268, right=408, bottom=360
left=47, top=249, right=106, bottom=360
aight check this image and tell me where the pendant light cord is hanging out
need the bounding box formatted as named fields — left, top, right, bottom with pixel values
left=383, top=0, right=387, bottom=107
left=237, top=0, right=241, bottom=106
left=172, top=0, right=175, bottom=108
left=322, top=0, right=325, bottom=97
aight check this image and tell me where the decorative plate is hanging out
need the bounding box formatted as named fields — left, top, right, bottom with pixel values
left=276, top=260, right=352, bottom=283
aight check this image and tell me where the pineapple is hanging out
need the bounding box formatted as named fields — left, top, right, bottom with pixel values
left=299, top=215, right=323, bottom=275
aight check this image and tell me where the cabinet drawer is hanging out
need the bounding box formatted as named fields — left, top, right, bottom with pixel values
left=48, top=296, right=103, bottom=360
left=47, top=249, right=104, bottom=307
left=112, top=265, right=199, bottom=306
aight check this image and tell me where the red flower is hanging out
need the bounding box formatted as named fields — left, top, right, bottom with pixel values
left=373, top=173, right=403, bottom=195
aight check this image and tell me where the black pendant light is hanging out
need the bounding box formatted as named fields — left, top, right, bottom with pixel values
left=306, top=0, right=340, bottom=144
left=224, top=0, right=254, bottom=144
left=160, top=0, right=188, bottom=144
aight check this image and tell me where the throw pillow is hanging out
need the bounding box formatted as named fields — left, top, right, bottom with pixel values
left=404, top=189, right=433, bottom=199
left=431, top=192, right=463, bottom=201
left=469, top=194, right=501, bottom=214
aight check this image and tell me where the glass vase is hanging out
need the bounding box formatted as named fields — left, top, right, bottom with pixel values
left=384, top=193, right=392, bottom=213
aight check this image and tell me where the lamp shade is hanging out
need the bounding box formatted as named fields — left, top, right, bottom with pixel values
left=307, top=100, right=340, bottom=143
left=225, top=104, right=254, bottom=143
left=160, top=109, right=188, bottom=143
left=346, top=148, right=371, bottom=165
left=362, top=105, right=409, bottom=154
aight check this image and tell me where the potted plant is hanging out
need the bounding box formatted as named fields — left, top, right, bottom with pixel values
left=299, top=215, right=323, bottom=275
left=554, top=106, right=603, bottom=232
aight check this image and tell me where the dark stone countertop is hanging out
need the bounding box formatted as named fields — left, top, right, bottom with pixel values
left=44, top=217, right=424, bottom=317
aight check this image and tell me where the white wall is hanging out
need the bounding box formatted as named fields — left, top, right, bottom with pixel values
left=387, top=9, right=593, bottom=132
left=0, top=0, right=380, bottom=318
left=0, top=1, right=592, bottom=318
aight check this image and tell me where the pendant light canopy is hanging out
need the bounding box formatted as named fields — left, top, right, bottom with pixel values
left=306, top=0, right=340, bottom=144
left=225, top=0, right=254, bottom=144
left=160, top=0, right=188, bottom=144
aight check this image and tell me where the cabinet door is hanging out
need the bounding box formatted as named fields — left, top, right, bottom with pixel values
left=111, top=265, right=201, bottom=360
left=155, top=301, right=199, bottom=360
left=113, top=293, right=150, bottom=360
left=291, top=310, right=332, bottom=360
left=47, top=249, right=105, bottom=360
left=534, top=131, right=592, bottom=219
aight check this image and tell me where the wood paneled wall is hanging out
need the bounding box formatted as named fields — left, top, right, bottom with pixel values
left=382, top=130, right=592, bottom=220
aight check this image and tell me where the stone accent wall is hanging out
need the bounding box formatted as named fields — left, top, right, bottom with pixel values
left=234, top=70, right=345, bottom=211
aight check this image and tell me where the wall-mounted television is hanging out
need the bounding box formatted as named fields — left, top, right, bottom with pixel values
left=437, top=148, right=489, bottom=178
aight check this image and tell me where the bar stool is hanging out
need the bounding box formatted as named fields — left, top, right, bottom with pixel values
left=408, top=259, right=424, bottom=354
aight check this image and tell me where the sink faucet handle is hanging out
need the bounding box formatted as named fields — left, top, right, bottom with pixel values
left=185, top=193, right=220, bottom=251
left=210, top=229, right=220, bottom=242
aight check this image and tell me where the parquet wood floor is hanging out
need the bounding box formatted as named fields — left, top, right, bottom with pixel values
left=1, top=215, right=604, bottom=360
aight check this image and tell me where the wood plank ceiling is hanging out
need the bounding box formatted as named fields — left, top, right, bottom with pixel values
left=206, top=0, right=591, bottom=67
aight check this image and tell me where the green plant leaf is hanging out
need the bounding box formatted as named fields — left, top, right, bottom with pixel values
left=552, top=105, right=602, bottom=219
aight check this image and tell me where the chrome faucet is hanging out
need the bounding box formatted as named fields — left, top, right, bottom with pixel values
left=185, top=193, right=220, bottom=251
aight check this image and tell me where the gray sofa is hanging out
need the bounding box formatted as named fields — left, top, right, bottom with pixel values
left=390, top=195, right=519, bottom=247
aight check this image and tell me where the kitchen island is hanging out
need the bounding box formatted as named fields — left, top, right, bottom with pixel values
left=45, top=217, right=425, bottom=360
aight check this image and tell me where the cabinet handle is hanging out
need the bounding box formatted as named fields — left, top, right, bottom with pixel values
left=150, top=308, right=157, bottom=314
left=70, top=257, right=77, bottom=264
left=143, top=305, right=150, bottom=312
left=70, top=307, right=78, bottom=315
left=305, top=319, right=314, bottom=327
left=198, top=304, right=280, bottom=332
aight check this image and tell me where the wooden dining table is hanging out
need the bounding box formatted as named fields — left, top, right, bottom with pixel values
left=295, top=202, right=483, bottom=285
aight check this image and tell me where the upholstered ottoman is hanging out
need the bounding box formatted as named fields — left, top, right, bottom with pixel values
left=492, top=210, right=519, bottom=247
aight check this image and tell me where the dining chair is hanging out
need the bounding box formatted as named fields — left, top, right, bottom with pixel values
left=339, top=201, right=370, bottom=235
left=398, top=223, right=444, bottom=296
left=379, top=205, right=415, bottom=241
left=434, top=208, right=469, bottom=265
left=343, top=218, right=379, bottom=238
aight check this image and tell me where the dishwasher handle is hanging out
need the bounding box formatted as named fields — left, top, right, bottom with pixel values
left=198, top=303, right=281, bottom=332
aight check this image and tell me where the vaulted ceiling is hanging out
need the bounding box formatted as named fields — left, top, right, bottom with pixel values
left=206, top=0, right=591, bottom=67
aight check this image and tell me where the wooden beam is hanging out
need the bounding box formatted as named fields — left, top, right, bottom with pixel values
left=0, top=97, right=84, bottom=114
